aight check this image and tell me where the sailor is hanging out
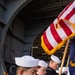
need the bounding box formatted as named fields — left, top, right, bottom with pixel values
left=46, top=55, right=67, bottom=75
left=36, top=60, right=48, bottom=75
left=15, top=55, right=39, bottom=75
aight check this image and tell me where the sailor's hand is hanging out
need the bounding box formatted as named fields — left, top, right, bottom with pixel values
left=63, top=70, right=68, bottom=75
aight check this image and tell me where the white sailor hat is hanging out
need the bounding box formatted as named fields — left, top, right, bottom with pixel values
left=51, top=55, right=61, bottom=64
left=15, top=55, right=39, bottom=67
left=38, top=60, right=48, bottom=68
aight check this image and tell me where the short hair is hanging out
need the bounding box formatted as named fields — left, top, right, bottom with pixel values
left=37, top=66, right=41, bottom=69
left=16, top=66, right=32, bottom=75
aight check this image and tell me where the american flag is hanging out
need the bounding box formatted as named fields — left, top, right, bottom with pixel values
left=41, top=1, right=75, bottom=55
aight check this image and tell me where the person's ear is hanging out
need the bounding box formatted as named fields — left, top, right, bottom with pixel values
left=20, top=69, right=24, bottom=75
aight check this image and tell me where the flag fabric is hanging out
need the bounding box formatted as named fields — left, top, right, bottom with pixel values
left=41, top=1, right=75, bottom=55
left=69, top=38, right=75, bottom=75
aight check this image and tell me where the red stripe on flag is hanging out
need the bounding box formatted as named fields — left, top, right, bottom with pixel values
left=65, top=8, right=75, bottom=20
left=50, top=23, right=62, bottom=43
left=59, top=20, right=72, bottom=36
left=43, top=32, right=53, bottom=51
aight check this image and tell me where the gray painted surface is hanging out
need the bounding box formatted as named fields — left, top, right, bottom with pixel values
left=0, top=0, right=6, bottom=20
left=0, top=0, right=32, bottom=75
left=0, top=0, right=6, bottom=74
left=0, top=61, right=3, bottom=75
left=3, top=0, right=31, bottom=23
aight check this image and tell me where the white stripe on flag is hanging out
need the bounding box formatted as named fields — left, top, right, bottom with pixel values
left=60, top=2, right=74, bottom=19
left=56, top=26, right=67, bottom=40
left=46, top=26, right=58, bottom=47
left=54, top=19, right=58, bottom=24
left=69, top=14, right=75, bottom=24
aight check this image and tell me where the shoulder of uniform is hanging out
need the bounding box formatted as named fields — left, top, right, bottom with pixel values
left=47, top=67, right=52, bottom=71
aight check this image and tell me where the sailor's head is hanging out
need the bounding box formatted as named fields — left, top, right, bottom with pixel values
left=49, top=55, right=61, bottom=70
left=15, top=55, right=39, bottom=75
left=37, top=60, right=48, bottom=75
